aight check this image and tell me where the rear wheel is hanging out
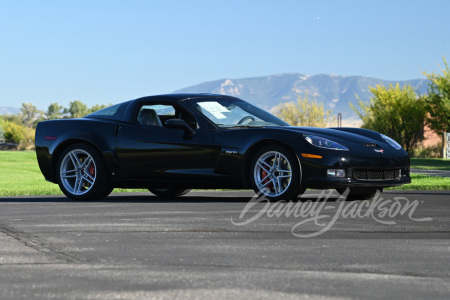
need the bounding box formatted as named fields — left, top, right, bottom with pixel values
left=336, top=187, right=382, bottom=200
left=57, top=143, right=112, bottom=200
left=250, top=145, right=304, bottom=201
left=149, top=188, right=191, bottom=198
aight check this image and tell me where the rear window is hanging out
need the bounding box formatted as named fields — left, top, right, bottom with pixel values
left=85, top=102, right=129, bottom=121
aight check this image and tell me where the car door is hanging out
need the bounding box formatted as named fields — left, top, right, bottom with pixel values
left=115, top=102, right=215, bottom=181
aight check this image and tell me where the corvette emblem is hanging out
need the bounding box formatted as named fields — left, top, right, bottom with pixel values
left=374, top=149, right=384, bottom=153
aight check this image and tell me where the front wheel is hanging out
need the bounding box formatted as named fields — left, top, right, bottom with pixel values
left=149, top=188, right=191, bottom=198
left=57, top=143, right=112, bottom=201
left=250, top=145, right=304, bottom=201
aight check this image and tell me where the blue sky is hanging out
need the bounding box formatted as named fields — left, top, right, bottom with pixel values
left=1, top=0, right=449, bottom=110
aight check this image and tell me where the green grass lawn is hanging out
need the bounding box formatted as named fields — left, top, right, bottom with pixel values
left=0, top=151, right=62, bottom=196
left=410, top=158, right=450, bottom=171
left=0, top=151, right=449, bottom=197
left=386, top=174, right=450, bottom=190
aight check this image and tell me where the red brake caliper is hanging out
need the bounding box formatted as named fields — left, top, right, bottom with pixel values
left=261, top=163, right=273, bottom=189
left=89, top=164, right=95, bottom=177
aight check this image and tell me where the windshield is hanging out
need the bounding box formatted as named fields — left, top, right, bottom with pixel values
left=185, top=98, right=288, bottom=128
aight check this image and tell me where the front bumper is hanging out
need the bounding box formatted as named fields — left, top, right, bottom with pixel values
left=302, top=173, right=411, bottom=189
left=299, top=154, right=411, bottom=189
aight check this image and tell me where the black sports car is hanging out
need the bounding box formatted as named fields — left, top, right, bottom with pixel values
left=35, top=94, right=411, bottom=201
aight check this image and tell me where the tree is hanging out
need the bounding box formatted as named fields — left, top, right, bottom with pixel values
left=272, top=94, right=334, bottom=127
left=64, top=100, right=88, bottom=118
left=1, top=113, right=22, bottom=126
left=351, top=84, right=428, bottom=153
left=47, top=102, right=64, bottom=120
left=20, top=103, right=40, bottom=128
left=423, top=57, right=450, bottom=135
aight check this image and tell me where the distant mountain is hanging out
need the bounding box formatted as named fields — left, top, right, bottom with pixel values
left=0, top=106, right=20, bottom=115
left=174, top=73, right=429, bottom=123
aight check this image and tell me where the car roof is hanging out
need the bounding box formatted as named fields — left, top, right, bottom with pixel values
left=134, top=93, right=238, bottom=102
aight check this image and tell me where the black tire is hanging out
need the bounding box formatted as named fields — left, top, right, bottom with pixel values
left=249, top=145, right=304, bottom=201
left=56, top=143, right=112, bottom=200
left=149, top=188, right=191, bottom=198
left=336, top=187, right=383, bottom=201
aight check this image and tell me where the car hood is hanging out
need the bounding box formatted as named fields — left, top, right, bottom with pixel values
left=282, top=126, right=374, bottom=141
left=279, top=126, right=403, bottom=153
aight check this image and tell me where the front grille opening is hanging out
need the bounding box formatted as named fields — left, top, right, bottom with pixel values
left=353, top=169, right=401, bottom=181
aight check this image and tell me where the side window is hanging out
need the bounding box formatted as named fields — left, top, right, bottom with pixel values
left=137, top=104, right=175, bottom=127
left=144, top=104, right=176, bottom=117
left=136, top=103, right=198, bottom=129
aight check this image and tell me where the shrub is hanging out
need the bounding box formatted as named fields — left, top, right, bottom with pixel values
left=410, top=142, right=443, bottom=158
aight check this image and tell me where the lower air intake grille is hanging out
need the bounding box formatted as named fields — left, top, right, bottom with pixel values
left=354, top=169, right=401, bottom=181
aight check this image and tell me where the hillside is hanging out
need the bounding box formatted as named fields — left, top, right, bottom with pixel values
left=174, top=73, right=429, bottom=123
left=0, top=106, right=20, bottom=115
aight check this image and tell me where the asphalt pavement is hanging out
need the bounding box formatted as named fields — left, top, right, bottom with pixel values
left=0, top=190, right=449, bottom=299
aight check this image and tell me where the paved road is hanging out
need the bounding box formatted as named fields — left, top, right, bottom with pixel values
left=0, top=190, right=449, bottom=299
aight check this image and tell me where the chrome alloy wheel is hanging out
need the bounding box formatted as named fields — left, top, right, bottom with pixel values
left=253, top=151, right=293, bottom=197
left=59, top=149, right=97, bottom=196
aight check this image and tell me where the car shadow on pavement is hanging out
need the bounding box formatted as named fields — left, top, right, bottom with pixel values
left=0, top=192, right=344, bottom=203
left=0, top=195, right=253, bottom=203
left=7, top=189, right=441, bottom=203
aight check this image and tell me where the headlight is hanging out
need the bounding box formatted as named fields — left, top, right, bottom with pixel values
left=303, top=135, right=349, bottom=151
left=381, top=134, right=402, bottom=150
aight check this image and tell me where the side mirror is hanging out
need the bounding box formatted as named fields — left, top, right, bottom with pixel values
left=165, top=118, right=195, bottom=137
